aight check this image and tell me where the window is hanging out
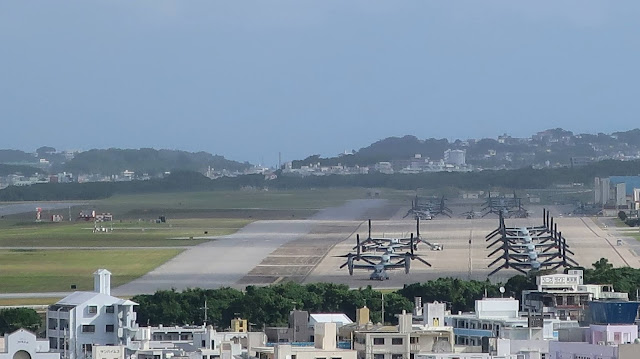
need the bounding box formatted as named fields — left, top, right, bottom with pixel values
left=82, top=344, right=93, bottom=353
left=106, top=325, right=114, bottom=332
left=556, top=296, right=564, bottom=306
left=82, top=325, right=95, bottom=333
left=567, top=296, right=575, bottom=305
left=211, top=340, right=215, bottom=349
left=392, top=338, right=403, bottom=345
left=391, top=355, right=403, bottom=359
left=106, top=306, right=115, bottom=313
left=181, top=334, right=189, bottom=340
left=373, top=338, right=385, bottom=345
left=202, top=340, right=206, bottom=347
left=88, top=306, right=97, bottom=314
left=48, top=318, right=57, bottom=330
left=409, top=337, right=417, bottom=344
left=60, top=319, right=69, bottom=330
left=49, top=337, right=58, bottom=349
left=373, top=355, right=384, bottom=359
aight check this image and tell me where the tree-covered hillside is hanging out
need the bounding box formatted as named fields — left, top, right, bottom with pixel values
left=59, top=148, right=250, bottom=175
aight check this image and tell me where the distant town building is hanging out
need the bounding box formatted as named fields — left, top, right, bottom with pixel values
left=444, top=150, right=465, bottom=166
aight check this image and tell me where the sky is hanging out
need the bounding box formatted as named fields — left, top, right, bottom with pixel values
left=2, top=1, right=640, bottom=165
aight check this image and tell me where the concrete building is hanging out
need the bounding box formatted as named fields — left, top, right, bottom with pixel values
left=616, top=183, right=627, bottom=208
left=445, top=298, right=578, bottom=346
left=265, top=310, right=314, bottom=343
left=131, top=323, right=267, bottom=359
left=352, top=310, right=455, bottom=359
left=595, top=177, right=613, bottom=205
left=256, top=323, right=356, bottom=359
left=0, top=329, right=59, bottom=359
left=521, top=271, right=628, bottom=321
left=444, top=150, right=466, bottom=166
left=46, top=269, right=138, bottom=359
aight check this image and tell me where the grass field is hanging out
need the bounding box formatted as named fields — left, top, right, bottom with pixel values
left=91, top=188, right=378, bottom=218
left=0, top=249, right=182, bottom=292
left=0, top=218, right=251, bottom=247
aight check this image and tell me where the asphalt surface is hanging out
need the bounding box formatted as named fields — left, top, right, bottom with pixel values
left=4, top=199, right=639, bottom=298
left=112, top=199, right=388, bottom=295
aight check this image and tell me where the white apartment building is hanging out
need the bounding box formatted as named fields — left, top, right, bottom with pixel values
left=46, top=269, right=138, bottom=359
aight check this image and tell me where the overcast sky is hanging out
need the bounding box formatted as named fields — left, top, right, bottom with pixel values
left=2, top=1, right=639, bottom=165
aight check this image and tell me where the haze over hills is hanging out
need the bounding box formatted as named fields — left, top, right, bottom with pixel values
left=2, top=128, right=640, bottom=178
left=292, top=128, right=640, bottom=170
left=0, top=148, right=250, bottom=176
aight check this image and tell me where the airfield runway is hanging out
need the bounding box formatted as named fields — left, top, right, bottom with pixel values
left=114, top=203, right=640, bottom=294
left=113, top=199, right=394, bottom=295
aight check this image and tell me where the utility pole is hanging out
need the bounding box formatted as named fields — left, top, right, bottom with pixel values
left=468, top=229, right=473, bottom=280
left=381, top=293, right=385, bottom=324
left=200, top=300, right=209, bottom=326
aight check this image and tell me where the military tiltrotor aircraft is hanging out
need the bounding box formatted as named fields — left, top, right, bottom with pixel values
left=338, top=234, right=431, bottom=280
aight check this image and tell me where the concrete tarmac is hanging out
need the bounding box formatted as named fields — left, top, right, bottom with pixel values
left=304, top=212, right=640, bottom=288
left=112, top=199, right=387, bottom=295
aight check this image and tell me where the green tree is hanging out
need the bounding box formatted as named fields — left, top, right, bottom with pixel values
left=0, top=308, right=41, bottom=335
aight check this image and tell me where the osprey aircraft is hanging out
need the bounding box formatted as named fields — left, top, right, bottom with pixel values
left=338, top=233, right=432, bottom=280
left=486, top=209, right=578, bottom=276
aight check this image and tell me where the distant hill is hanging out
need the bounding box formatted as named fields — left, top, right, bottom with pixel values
left=0, top=150, right=36, bottom=164
left=292, top=128, right=640, bottom=169
left=60, top=148, right=250, bottom=175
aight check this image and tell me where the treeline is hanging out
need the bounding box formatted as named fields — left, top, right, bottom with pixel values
left=132, top=258, right=640, bottom=328
left=132, top=279, right=499, bottom=328
left=59, top=148, right=250, bottom=175
left=3, top=159, right=640, bottom=201
left=0, top=164, right=42, bottom=177
left=0, top=308, right=41, bottom=335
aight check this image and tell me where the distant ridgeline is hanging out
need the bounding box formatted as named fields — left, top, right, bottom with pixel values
left=62, top=148, right=250, bottom=175
left=3, top=159, right=640, bottom=201
left=291, top=128, right=640, bottom=169
left=0, top=148, right=250, bottom=176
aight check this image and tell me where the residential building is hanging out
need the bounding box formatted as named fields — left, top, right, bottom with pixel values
left=521, top=271, right=628, bottom=321
left=352, top=309, right=455, bottom=359
left=256, top=323, right=356, bottom=359
left=46, top=269, right=138, bottom=359
left=445, top=297, right=578, bottom=346
left=0, top=329, right=59, bottom=359
left=444, top=150, right=465, bottom=166
left=131, top=323, right=267, bottom=359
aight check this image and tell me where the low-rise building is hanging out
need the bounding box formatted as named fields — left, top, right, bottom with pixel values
left=46, top=269, right=138, bottom=359
left=522, top=271, right=628, bottom=321
left=353, top=308, right=455, bottom=359
left=0, top=329, right=59, bottom=359
left=256, top=323, right=356, bottom=359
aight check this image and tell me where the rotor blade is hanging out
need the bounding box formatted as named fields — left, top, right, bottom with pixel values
left=414, top=256, right=432, bottom=267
